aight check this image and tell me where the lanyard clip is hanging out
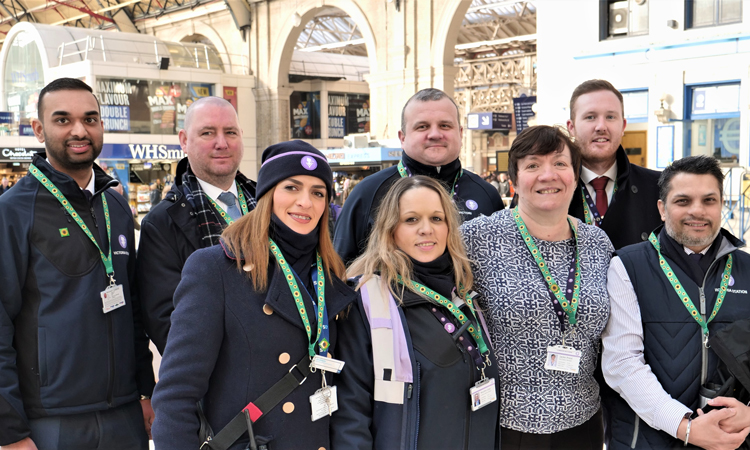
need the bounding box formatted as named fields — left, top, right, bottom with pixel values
left=703, top=331, right=711, bottom=349
left=108, top=273, right=116, bottom=286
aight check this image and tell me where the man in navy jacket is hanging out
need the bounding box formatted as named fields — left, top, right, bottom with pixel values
left=333, top=88, right=504, bottom=264
left=0, top=78, right=154, bottom=449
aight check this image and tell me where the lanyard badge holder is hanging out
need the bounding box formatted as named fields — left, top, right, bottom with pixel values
left=513, top=207, right=583, bottom=374
left=30, top=164, right=126, bottom=314
left=398, top=276, right=497, bottom=411
left=269, top=239, right=345, bottom=422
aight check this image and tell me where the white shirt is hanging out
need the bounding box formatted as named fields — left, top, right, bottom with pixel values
left=581, top=163, right=618, bottom=207
left=602, top=256, right=693, bottom=438
left=197, top=178, right=239, bottom=212
left=83, top=168, right=95, bottom=195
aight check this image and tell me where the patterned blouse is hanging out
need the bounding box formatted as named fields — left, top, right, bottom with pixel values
left=460, top=209, right=614, bottom=434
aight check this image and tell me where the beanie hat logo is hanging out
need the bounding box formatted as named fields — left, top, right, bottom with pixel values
left=302, top=155, right=318, bottom=170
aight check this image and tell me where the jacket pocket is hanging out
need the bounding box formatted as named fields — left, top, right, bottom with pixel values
left=38, top=328, right=48, bottom=386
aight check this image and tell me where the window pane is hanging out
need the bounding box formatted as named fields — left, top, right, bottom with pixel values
left=629, top=0, right=649, bottom=35
left=693, top=0, right=716, bottom=27
left=719, top=0, right=742, bottom=24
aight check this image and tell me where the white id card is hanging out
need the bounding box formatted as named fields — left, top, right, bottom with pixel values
left=469, top=377, right=497, bottom=411
left=310, top=355, right=346, bottom=373
left=310, top=386, right=338, bottom=421
left=545, top=345, right=581, bottom=374
left=101, top=284, right=126, bottom=314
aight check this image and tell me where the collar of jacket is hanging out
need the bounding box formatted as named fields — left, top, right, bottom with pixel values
left=653, top=224, right=744, bottom=261
left=176, top=158, right=257, bottom=197
left=613, top=145, right=632, bottom=187
left=219, top=240, right=356, bottom=327
left=401, top=152, right=462, bottom=185
left=31, top=153, right=117, bottom=198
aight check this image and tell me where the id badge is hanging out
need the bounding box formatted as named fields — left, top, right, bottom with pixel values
left=469, top=377, right=497, bottom=412
left=310, top=355, right=345, bottom=373
left=310, top=386, right=338, bottom=421
left=545, top=345, right=581, bottom=374
left=101, top=284, right=126, bottom=314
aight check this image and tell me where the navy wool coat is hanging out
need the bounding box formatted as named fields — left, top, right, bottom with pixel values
left=152, top=243, right=356, bottom=450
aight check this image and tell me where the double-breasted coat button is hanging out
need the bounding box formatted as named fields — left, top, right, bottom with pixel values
left=278, top=352, right=290, bottom=364
left=641, top=232, right=649, bottom=241
left=263, top=304, right=274, bottom=315
left=243, top=263, right=254, bottom=272
left=631, top=185, right=638, bottom=193
left=319, top=447, right=326, bottom=450
left=282, top=402, right=295, bottom=413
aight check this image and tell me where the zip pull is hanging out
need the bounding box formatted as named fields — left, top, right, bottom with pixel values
left=699, top=287, right=706, bottom=315
left=90, top=207, right=98, bottom=227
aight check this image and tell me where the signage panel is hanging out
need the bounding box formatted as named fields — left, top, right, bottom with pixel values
left=99, top=143, right=185, bottom=160
left=513, top=96, right=537, bottom=133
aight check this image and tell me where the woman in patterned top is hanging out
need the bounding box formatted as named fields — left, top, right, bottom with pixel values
left=461, top=125, right=614, bottom=450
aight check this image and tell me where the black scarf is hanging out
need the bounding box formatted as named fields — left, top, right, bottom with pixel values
left=409, top=251, right=456, bottom=301
left=270, top=214, right=319, bottom=294
left=401, top=153, right=462, bottom=188
left=659, top=227, right=722, bottom=285
left=180, top=163, right=257, bottom=248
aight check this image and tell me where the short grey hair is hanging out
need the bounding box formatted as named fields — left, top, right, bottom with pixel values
left=400, top=88, right=461, bottom=134
left=183, top=96, right=238, bottom=132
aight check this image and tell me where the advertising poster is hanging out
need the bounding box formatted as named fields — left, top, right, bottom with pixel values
left=99, top=160, right=130, bottom=196
left=96, top=78, right=214, bottom=134
left=223, top=86, right=238, bottom=111
left=328, top=94, right=347, bottom=138
left=347, top=94, right=370, bottom=134
left=290, top=91, right=321, bottom=139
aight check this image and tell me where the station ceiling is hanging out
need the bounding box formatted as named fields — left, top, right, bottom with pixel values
left=0, top=0, right=536, bottom=59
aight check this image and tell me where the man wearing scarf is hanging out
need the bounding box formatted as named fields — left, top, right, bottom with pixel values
left=136, top=97, right=256, bottom=355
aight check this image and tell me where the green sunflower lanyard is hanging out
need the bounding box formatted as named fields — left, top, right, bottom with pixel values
left=207, top=182, right=250, bottom=225
left=268, top=238, right=329, bottom=357
left=512, top=206, right=582, bottom=329
left=30, top=164, right=115, bottom=283
left=396, top=276, right=491, bottom=367
left=648, top=233, right=731, bottom=346
left=30, top=163, right=126, bottom=314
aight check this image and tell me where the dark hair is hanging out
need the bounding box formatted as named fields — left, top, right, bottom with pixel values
left=658, top=155, right=724, bottom=202
left=507, top=125, right=581, bottom=185
left=38, top=78, right=98, bottom=120
left=569, top=79, right=623, bottom=120
left=400, top=88, right=460, bottom=134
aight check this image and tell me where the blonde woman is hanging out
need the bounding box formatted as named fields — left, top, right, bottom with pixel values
left=331, top=175, right=499, bottom=449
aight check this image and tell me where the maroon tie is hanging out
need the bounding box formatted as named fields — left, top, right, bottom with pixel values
left=590, top=176, right=609, bottom=218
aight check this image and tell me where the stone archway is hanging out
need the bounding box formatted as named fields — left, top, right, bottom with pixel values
left=431, top=0, right=471, bottom=97
left=254, top=0, right=378, bottom=151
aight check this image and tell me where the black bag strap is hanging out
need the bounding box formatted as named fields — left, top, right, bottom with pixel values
left=200, top=354, right=312, bottom=450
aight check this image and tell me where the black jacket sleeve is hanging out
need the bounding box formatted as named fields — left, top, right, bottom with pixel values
left=333, top=185, right=374, bottom=265
left=0, top=193, right=31, bottom=445
left=330, top=299, right=376, bottom=450
left=136, top=209, right=185, bottom=355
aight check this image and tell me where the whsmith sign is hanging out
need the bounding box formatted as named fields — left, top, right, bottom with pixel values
left=99, top=144, right=185, bottom=160
left=0, top=147, right=44, bottom=162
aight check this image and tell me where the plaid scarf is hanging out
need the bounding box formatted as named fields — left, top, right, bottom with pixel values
left=180, top=166, right=257, bottom=248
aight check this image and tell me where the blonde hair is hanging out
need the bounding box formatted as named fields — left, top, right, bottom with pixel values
left=347, top=176, right=473, bottom=300
left=222, top=186, right=345, bottom=291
